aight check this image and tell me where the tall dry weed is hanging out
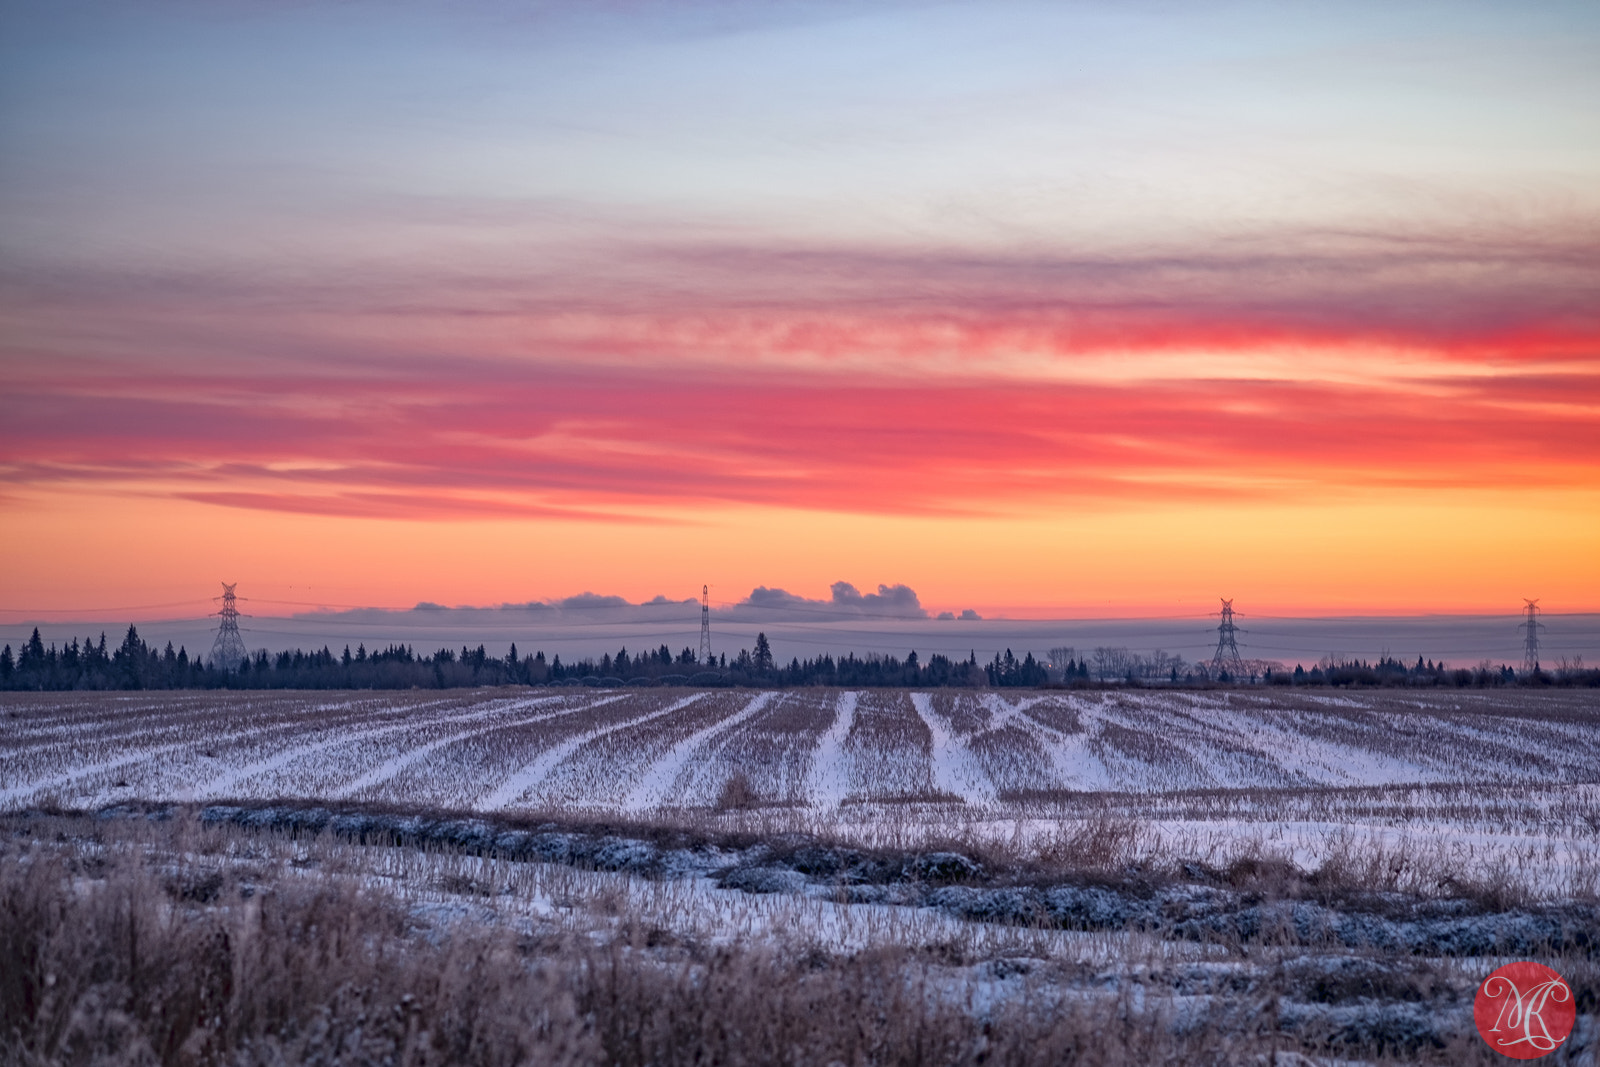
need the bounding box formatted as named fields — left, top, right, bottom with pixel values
left=1033, top=812, right=1155, bottom=874
left=4, top=815, right=1529, bottom=1067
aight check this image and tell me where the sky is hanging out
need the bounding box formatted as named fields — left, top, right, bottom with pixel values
left=3, top=0, right=1599, bottom=629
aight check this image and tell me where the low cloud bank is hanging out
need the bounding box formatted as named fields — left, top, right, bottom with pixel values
left=320, top=593, right=697, bottom=625
left=294, top=582, right=970, bottom=625
left=734, top=582, right=934, bottom=621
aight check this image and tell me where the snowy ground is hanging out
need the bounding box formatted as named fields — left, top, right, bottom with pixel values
left=3, top=687, right=1596, bottom=896
left=7, top=802, right=1595, bottom=1064
left=5, top=688, right=1598, bottom=1063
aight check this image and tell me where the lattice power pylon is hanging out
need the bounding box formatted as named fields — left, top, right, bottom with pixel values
left=698, top=584, right=713, bottom=666
left=1519, top=598, right=1543, bottom=676
left=209, top=582, right=249, bottom=671
left=1209, top=598, right=1247, bottom=678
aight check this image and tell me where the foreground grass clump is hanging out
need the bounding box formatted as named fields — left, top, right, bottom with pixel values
left=2, top=814, right=1590, bottom=1066
left=0, top=840, right=1194, bottom=1066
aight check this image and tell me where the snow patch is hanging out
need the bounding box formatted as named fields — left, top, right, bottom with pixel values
left=195, top=694, right=565, bottom=800
left=624, top=692, right=778, bottom=812
left=332, top=695, right=596, bottom=798
left=910, top=693, right=994, bottom=804
left=477, top=693, right=707, bottom=811
left=806, top=691, right=859, bottom=808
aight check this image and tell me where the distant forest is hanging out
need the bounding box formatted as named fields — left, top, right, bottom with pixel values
left=1, top=626, right=1595, bottom=692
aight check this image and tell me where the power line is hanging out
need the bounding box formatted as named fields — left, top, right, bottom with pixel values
left=0, top=599, right=210, bottom=615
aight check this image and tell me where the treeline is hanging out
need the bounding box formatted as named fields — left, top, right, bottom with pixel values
left=1052, top=647, right=1189, bottom=683
left=1271, top=655, right=1600, bottom=688
left=0, top=627, right=1009, bottom=691
left=1057, top=644, right=1600, bottom=688
left=3, top=627, right=1595, bottom=692
left=0, top=628, right=701, bottom=692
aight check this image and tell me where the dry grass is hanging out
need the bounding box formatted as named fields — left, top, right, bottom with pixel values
left=2, top=812, right=1595, bottom=1066
left=715, top=771, right=761, bottom=811
left=0, top=818, right=1244, bottom=1065
left=1031, top=812, right=1153, bottom=873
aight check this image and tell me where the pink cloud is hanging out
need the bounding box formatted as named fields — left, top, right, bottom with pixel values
left=5, top=221, right=1598, bottom=520
left=5, top=358, right=1597, bottom=520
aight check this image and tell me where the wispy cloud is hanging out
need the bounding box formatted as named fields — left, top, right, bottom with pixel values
left=4, top=346, right=1597, bottom=520
left=8, top=223, right=1598, bottom=368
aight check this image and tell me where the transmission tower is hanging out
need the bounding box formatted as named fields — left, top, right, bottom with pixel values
left=1518, top=599, right=1543, bottom=676
left=698, top=584, right=713, bottom=666
left=209, top=582, right=249, bottom=671
left=1209, top=598, right=1246, bottom=679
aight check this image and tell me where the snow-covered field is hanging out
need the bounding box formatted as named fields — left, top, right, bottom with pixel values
left=7, top=687, right=1597, bottom=808
left=4, top=687, right=1597, bottom=894
left=5, top=687, right=1597, bottom=1063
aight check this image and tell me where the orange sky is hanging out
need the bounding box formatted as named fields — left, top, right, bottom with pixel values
left=4, top=282, right=1599, bottom=618
left=4, top=348, right=1597, bottom=620
left=4, top=2, right=1600, bottom=621
left=2, top=491, right=1596, bottom=619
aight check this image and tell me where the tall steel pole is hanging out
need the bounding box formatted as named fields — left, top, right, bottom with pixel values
left=1519, top=599, right=1543, bottom=676
left=1209, top=598, right=1246, bottom=678
left=698, top=584, right=713, bottom=666
left=209, top=582, right=248, bottom=671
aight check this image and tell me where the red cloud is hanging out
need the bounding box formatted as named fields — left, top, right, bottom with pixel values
left=4, top=358, right=1598, bottom=520
left=5, top=223, right=1598, bottom=520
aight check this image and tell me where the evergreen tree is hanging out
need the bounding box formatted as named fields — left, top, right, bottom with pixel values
left=114, top=625, right=147, bottom=689
left=20, top=628, right=46, bottom=673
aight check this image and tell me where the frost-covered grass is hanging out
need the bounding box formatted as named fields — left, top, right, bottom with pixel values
left=3, top=808, right=1594, bottom=1066
left=5, top=686, right=1595, bottom=1062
